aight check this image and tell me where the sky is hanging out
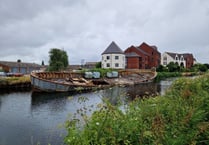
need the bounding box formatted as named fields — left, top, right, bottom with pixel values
left=0, top=0, right=209, bottom=65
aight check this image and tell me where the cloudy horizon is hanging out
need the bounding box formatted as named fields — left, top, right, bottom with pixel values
left=1, top=0, right=209, bottom=65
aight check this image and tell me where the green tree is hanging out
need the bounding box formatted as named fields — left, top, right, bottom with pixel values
left=95, top=62, right=101, bottom=68
left=167, top=62, right=180, bottom=72
left=203, top=63, right=209, bottom=69
left=48, top=48, right=69, bottom=71
left=191, top=63, right=208, bottom=72
left=156, top=64, right=168, bottom=72
left=199, top=64, right=208, bottom=72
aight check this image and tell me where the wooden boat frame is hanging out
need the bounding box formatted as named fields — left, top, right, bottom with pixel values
left=30, top=71, right=105, bottom=92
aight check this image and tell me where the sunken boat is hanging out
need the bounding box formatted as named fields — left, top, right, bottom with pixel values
left=30, top=71, right=109, bottom=92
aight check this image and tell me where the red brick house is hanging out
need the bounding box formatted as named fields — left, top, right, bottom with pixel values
left=125, top=42, right=161, bottom=69
left=183, top=53, right=194, bottom=68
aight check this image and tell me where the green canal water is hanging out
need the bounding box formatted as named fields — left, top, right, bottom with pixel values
left=0, top=78, right=174, bottom=145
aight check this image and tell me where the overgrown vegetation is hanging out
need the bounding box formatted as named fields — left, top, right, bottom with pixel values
left=0, top=76, right=30, bottom=85
left=154, top=72, right=182, bottom=82
left=157, top=62, right=209, bottom=73
left=156, top=62, right=208, bottom=81
left=65, top=73, right=209, bottom=145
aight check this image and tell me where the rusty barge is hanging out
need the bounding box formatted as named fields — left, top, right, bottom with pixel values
left=30, top=70, right=157, bottom=92
left=30, top=71, right=109, bottom=92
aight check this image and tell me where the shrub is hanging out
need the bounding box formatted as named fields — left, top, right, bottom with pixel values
left=65, top=74, right=209, bottom=145
left=154, top=72, right=182, bottom=82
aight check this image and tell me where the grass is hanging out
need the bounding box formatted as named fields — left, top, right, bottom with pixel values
left=0, top=76, right=31, bottom=85
left=64, top=73, right=209, bottom=145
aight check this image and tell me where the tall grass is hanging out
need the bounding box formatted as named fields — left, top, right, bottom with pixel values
left=65, top=73, right=209, bottom=145
left=0, top=76, right=30, bottom=85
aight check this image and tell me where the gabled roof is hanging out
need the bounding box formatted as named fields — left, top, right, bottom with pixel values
left=0, top=61, right=41, bottom=68
left=136, top=47, right=150, bottom=56
left=151, top=46, right=157, bottom=50
left=182, top=53, right=193, bottom=58
left=139, top=42, right=161, bottom=55
left=165, top=52, right=193, bottom=60
left=165, top=52, right=179, bottom=59
left=102, top=41, right=124, bottom=55
left=125, top=52, right=141, bottom=57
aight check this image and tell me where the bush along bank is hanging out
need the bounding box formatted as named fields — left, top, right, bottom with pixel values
left=154, top=72, right=182, bottom=82
left=64, top=73, right=209, bottom=145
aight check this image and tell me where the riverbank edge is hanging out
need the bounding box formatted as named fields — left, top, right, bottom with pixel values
left=154, top=71, right=204, bottom=82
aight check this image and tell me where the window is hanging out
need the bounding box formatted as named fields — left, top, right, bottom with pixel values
left=115, top=56, right=119, bottom=60
left=115, top=63, right=119, bottom=67
left=163, top=57, right=167, bottom=60
left=106, top=63, right=110, bottom=67
left=163, top=62, right=167, bottom=65
left=106, top=56, right=110, bottom=60
left=180, top=56, right=184, bottom=61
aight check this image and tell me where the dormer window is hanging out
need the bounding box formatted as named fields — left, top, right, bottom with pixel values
left=180, top=55, right=184, bottom=61
left=163, top=56, right=167, bottom=60
left=175, top=55, right=179, bottom=61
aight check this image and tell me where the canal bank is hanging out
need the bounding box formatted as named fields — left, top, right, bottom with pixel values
left=0, top=76, right=31, bottom=91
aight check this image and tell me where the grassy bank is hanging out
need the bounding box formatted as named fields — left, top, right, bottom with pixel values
left=155, top=71, right=204, bottom=82
left=65, top=73, right=209, bottom=145
left=0, top=76, right=31, bottom=86
left=154, top=72, right=182, bottom=82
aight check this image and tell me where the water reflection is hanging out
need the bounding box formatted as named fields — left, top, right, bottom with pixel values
left=126, top=82, right=161, bottom=100
left=31, top=92, right=68, bottom=112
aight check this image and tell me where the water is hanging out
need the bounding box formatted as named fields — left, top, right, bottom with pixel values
left=0, top=78, right=174, bottom=145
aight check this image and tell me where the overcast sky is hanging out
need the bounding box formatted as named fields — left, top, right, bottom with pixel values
left=0, top=0, right=209, bottom=65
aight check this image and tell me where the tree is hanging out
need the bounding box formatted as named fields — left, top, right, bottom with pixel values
left=156, top=64, right=168, bottom=72
left=95, top=62, right=101, bottom=68
left=203, top=63, right=209, bottom=69
left=48, top=48, right=69, bottom=71
left=167, top=62, right=180, bottom=72
left=199, top=64, right=208, bottom=72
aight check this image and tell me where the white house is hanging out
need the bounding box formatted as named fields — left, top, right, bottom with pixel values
left=161, top=52, right=195, bottom=68
left=101, top=41, right=125, bottom=69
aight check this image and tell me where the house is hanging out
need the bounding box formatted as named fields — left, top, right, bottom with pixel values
left=125, top=45, right=149, bottom=69
left=139, top=42, right=161, bottom=68
left=161, top=52, right=195, bottom=69
left=84, top=62, right=98, bottom=69
left=0, top=61, right=42, bottom=74
left=124, top=42, right=161, bottom=69
left=101, top=41, right=125, bottom=69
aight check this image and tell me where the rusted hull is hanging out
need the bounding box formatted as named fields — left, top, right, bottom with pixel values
left=30, top=72, right=96, bottom=92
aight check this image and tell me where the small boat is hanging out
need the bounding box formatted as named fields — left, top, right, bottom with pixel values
left=30, top=71, right=109, bottom=92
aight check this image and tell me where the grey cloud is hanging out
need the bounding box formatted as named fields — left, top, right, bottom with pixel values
left=0, top=0, right=209, bottom=64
